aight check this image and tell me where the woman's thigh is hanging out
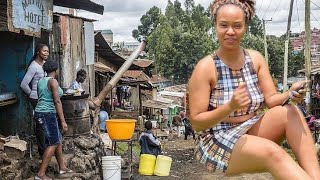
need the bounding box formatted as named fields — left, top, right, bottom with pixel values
left=247, top=105, right=297, bottom=144
left=226, top=134, right=290, bottom=175
left=42, top=113, right=62, bottom=146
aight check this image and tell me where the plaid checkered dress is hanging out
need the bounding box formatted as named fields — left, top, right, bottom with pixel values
left=195, top=50, right=265, bottom=173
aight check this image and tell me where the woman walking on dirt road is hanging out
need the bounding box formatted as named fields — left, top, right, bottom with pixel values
left=188, top=0, right=320, bottom=179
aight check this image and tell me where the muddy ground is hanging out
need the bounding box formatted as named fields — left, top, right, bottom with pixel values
left=132, top=137, right=272, bottom=180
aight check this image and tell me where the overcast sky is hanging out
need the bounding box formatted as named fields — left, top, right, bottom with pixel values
left=55, top=0, right=320, bottom=43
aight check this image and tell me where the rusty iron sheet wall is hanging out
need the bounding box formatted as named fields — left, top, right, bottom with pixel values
left=59, top=15, right=72, bottom=89
left=54, top=15, right=94, bottom=98
left=84, top=22, right=94, bottom=65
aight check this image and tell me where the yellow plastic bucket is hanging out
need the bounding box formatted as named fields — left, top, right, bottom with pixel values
left=154, top=155, right=172, bottom=176
left=138, top=154, right=156, bottom=175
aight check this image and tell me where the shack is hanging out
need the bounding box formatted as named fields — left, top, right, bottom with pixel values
left=0, top=0, right=103, bottom=135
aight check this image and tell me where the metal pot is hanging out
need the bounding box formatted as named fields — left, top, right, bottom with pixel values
left=61, top=94, right=91, bottom=136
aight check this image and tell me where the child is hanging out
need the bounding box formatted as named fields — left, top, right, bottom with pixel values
left=139, top=120, right=161, bottom=156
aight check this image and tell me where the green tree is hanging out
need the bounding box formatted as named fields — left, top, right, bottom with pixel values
left=241, top=34, right=285, bottom=78
left=144, top=0, right=215, bottom=83
left=288, top=50, right=304, bottom=77
left=132, top=6, right=162, bottom=42
left=242, top=34, right=304, bottom=78
left=133, top=1, right=301, bottom=84
left=241, top=34, right=264, bottom=52
left=248, top=15, right=263, bottom=37
left=267, top=36, right=285, bottom=77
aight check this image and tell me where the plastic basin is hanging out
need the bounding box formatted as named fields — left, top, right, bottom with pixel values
left=106, top=119, right=136, bottom=140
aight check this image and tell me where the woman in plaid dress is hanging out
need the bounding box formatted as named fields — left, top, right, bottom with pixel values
left=188, top=0, right=320, bottom=179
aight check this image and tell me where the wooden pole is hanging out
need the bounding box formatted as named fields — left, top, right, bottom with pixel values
left=283, top=0, right=295, bottom=92
left=138, top=85, right=142, bottom=116
left=89, top=41, right=146, bottom=109
left=305, top=0, right=311, bottom=113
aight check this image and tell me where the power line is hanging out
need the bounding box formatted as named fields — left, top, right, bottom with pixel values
left=310, top=11, right=320, bottom=26
left=257, top=0, right=264, bottom=15
left=270, top=0, right=281, bottom=20
left=310, top=0, right=320, bottom=9
left=262, top=0, right=273, bottom=19
left=296, top=0, right=302, bottom=32
left=301, top=0, right=320, bottom=27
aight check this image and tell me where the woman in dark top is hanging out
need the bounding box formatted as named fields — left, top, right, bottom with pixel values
left=34, top=60, right=72, bottom=180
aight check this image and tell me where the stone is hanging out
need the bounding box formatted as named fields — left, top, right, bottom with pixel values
left=4, top=139, right=27, bottom=160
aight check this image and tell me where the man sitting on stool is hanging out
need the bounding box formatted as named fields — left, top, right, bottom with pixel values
left=139, top=120, right=161, bottom=156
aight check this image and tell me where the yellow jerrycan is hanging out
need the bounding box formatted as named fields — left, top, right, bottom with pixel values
left=138, top=154, right=156, bottom=175
left=153, top=155, right=172, bottom=176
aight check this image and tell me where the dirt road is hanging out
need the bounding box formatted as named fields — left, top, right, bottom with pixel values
left=133, top=137, right=272, bottom=180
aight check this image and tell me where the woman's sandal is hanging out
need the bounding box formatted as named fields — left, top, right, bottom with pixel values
left=34, top=174, right=52, bottom=180
left=59, top=168, right=73, bottom=175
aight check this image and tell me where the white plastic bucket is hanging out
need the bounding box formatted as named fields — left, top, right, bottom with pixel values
left=102, top=156, right=121, bottom=180
left=102, top=156, right=121, bottom=165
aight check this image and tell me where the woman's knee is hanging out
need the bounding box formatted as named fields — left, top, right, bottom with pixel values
left=267, top=105, right=301, bottom=124
left=227, top=136, right=290, bottom=174
left=266, top=106, right=287, bottom=121
left=263, top=143, right=290, bottom=167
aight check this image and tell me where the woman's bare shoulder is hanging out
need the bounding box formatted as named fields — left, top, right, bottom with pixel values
left=194, top=54, right=215, bottom=72
left=189, top=54, right=216, bottom=87
left=48, top=78, right=59, bottom=87
left=245, top=49, right=265, bottom=63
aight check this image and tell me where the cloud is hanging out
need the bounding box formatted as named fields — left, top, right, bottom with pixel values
left=94, top=0, right=167, bottom=12
left=57, top=0, right=320, bottom=42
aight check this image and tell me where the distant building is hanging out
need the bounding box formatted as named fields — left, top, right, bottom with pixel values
left=112, top=41, right=141, bottom=56
left=150, top=75, right=173, bottom=90
left=96, top=29, right=113, bottom=47
left=123, top=41, right=139, bottom=52
left=290, top=28, right=320, bottom=66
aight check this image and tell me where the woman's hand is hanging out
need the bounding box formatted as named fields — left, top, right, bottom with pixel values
left=288, top=81, right=307, bottom=104
left=229, top=82, right=251, bottom=110
left=61, top=121, right=68, bottom=133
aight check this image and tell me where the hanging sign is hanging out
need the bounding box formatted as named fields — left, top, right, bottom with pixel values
left=9, top=0, right=53, bottom=36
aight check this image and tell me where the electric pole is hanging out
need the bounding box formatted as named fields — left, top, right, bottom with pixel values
left=305, top=0, right=311, bottom=113
left=263, top=19, right=272, bottom=65
left=283, top=0, right=295, bottom=92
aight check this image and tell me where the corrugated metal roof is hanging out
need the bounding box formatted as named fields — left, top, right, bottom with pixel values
left=99, top=30, right=113, bottom=34
left=142, top=99, right=181, bottom=109
left=133, top=59, right=154, bottom=68
left=298, top=66, right=320, bottom=75
left=123, top=70, right=143, bottom=79
left=123, top=70, right=153, bottom=84
left=94, top=62, right=116, bottom=73
left=95, top=32, right=140, bottom=69
left=156, top=96, right=174, bottom=104
left=53, top=12, right=96, bottom=22
left=53, top=0, right=104, bottom=15
left=163, top=84, right=187, bottom=92
left=142, top=100, right=171, bottom=109
left=158, top=91, right=185, bottom=98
